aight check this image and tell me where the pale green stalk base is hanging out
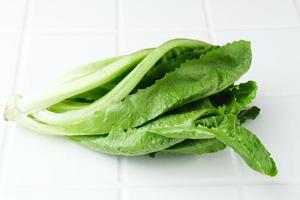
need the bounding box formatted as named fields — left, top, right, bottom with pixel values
left=18, top=48, right=152, bottom=114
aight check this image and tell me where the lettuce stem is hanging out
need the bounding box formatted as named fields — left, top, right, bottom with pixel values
left=17, top=48, right=153, bottom=114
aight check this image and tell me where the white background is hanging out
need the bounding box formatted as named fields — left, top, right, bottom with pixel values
left=0, top=0, right=300, bottom=199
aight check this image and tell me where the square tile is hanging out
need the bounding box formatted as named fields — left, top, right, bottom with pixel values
left=16, top=34, right=116, bottom=96
left=244, top=185, right=300, bottom=200
left=0, top=36, right=20, bottom=99
left=1, top=125, right=118, bottom=187
left=122, top=0, right=207, bottom=31
left=0, top=188, right=118, bottom=200
left=126, top=149, right=236, bottom=184
left=0, top=0, right=27, bottom=31
left=214, top=28, right=300, bottom=96
left=31, top=0, right=116, bottom=31
left=120, top=31, right=209, bottom=54
left=234, top=96, right=300, bottom=182
left=128, top=186, right=240, bottom=200
left=210, top=0, right=300, bottom=28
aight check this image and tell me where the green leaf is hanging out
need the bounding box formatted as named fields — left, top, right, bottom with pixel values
left=67, top=101, right=216, bottom=155
left=238, top=106, right=261, bottom=123
left=135, top=46, right=217, bottom=90
left=197, top=115, right=277, bottom=176
left=66, top=82, right=262, bottom=157
left=160, top=139, right=226, bottom=155
left=210, top=80, right=257, bottom=114
left=68, top=129, right=182, bottom=156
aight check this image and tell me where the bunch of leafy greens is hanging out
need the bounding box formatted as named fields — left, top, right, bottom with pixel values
left=4, top=38, right=277, bottom=176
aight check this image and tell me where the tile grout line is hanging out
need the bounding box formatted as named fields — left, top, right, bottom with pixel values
left=115, top=1, right=128, bottom=200
left=0, top=31, right=22, bottom=36
left=115, top=0, right=120, bottom=56
left=202, top=0, right=216, bottom=42
left=11, top=1, right=33, bottom=90
left=1, top=23, right=300, bottom=36
left=202, top=0, right=245, bottom=199
left=293, top=0, right=300, bottom=18
left=0, top=0, right=32, bottom=186
left=211, top=23, right=300, bottom=32
left=2, top=179, right=300, bottom=191
left=228, top=151, right=246, bottom=199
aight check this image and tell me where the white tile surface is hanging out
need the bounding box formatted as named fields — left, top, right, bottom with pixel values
left=210, top=0, right=300, bottom=28
left=31, top=0, right=116, bottom=31
left=122, top=0, right=207, bottom=31
left=128, top=186, right=240, bottom=200
left=1, top=125, right=118, bottom=187
left=16, top=34, right=116, bottom=96
left=244, top=185, right=300, bottom=200
left=126, top=149, right=236, bottom=183
left=0, top=0, right=27, bottom=31
left=214, top=28, right=300, bottom=96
